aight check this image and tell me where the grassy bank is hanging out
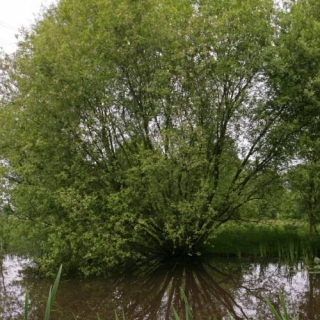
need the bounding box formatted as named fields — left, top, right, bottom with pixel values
left=207, top=220, right=320, bottom=262
left=1, top=217, right=320, bottom=264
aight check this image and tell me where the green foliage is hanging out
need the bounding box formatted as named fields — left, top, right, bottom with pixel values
left=173, top=288, right=193, bottom=320
left=0, top=217, right=35, bottom=255
left=264, top=294, right=299, bottom=320
left=277, top=0, right=320, bottom=233
left=0, top=0, right=319, bottom=275
left=23, top=265, right=62, bottom=320
left=286, top=163, right=320, bottom=237
left=44, top=264, right=62, bottom=320
left=208, top=221, right=319, bottom=261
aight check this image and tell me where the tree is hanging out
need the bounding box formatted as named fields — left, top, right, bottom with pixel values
left=286, top=161, right=320, bottom=237
left=269, top=0, right=320, bottom=237
left=0, top=0, right=314, bottom=276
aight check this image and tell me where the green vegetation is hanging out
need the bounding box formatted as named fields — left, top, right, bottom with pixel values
left=0, top=0, right=320, bottom=277
left=208, top=221, right=320, bottom=262
left=0, top=217, right=35, bottom=256
left=24, top=265, right=62, bottom=320
left=263, top=294, right=299, bottom=320
left=1, top=217, right=319, bottom=269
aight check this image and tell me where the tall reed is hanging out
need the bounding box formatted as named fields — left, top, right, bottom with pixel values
left=24, top=265, right=62, bottom=320
left=264, top=294, right=299, bottom=320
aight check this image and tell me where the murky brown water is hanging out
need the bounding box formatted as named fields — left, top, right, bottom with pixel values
left=1, top=255, right=320, bottom=319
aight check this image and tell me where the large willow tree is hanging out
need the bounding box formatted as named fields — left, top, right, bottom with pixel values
left=0, top=0, right=315, bottom=276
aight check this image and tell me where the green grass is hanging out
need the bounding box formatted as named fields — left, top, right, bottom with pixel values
left=264, top=294, right=299, bottom=320
left=206, top=220, right=320, bottom=262
left=24, top=264, right=62, bottom=320
left=173, top=288, right=193, bottom=320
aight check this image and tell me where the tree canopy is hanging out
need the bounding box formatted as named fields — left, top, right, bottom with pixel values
left=0, top=0, right=319, bottom=276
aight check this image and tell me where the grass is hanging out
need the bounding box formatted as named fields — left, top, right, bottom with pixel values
left=173, top=288, right=193, bottom=320
left=207, top=220, right=320, bottom=262
left=264, top=294, right=299, bottom=320
left=24, top=265, right=62, bottom=320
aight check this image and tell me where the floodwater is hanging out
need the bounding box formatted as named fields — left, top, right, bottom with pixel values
left=1, top=255, right=320, bottom=319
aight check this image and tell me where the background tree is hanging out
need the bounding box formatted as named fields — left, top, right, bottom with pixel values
left=269, top=0, right=320, bottom=237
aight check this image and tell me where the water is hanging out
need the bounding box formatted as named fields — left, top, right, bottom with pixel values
left=1, top=255, right=320, bottom=319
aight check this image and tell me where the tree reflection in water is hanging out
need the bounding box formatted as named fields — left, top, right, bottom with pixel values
left=1, top=256, right=320, bottom=319
left=117, top=260, right=262, bottom=319
left=112, top=260, right=319, bottom=320
left=121, top=260, right=247, bottom=319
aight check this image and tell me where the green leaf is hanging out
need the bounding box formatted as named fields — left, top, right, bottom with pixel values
left=279, top=294, right=290, bottom=319
left=180, top=287, right=193, bottom=320
left=173, top=308, right=182, bottom=320
left=44, top=264, right=62, bottom=320
left=264, top=296, right=283, bottom=320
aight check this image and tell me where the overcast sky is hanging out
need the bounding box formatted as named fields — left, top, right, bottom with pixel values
left=0, top=0, right=56, bottom=53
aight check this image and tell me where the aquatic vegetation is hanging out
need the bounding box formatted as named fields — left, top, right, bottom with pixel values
left=173, top=288, right=193, bottom=320
left=114, top=310, right=126, bottom=320
left=24, top=265, right=62, bottom=320
left=264, top=294, right=299, bottom=320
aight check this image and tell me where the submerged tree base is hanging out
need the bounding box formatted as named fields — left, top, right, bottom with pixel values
left=2, top=217, right=320, bottom=278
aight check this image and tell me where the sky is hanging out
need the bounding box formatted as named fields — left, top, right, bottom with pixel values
left=0, top=0, right=56, bottom=53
